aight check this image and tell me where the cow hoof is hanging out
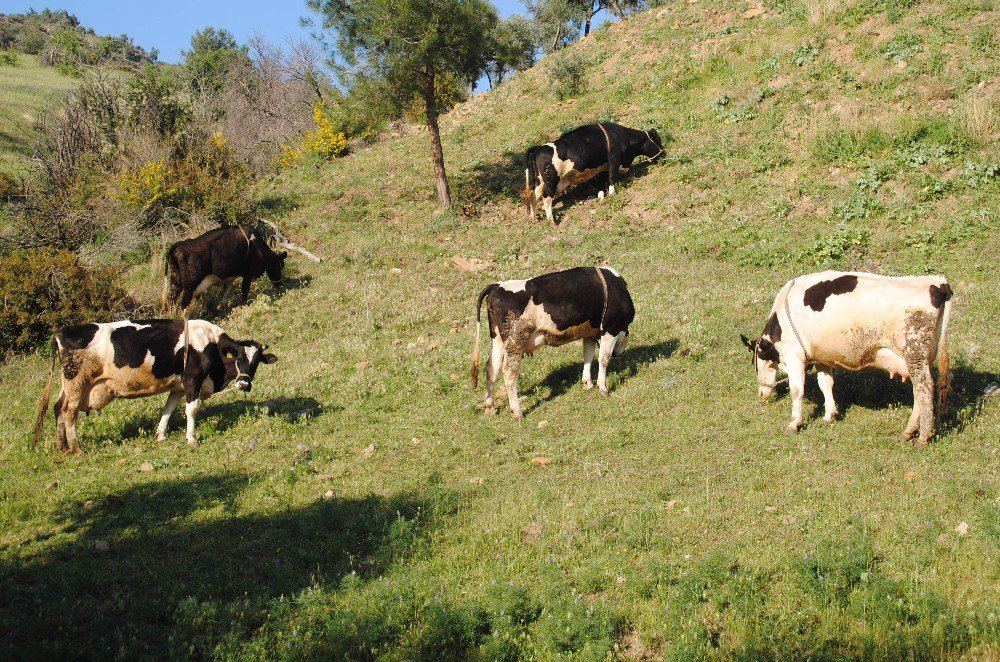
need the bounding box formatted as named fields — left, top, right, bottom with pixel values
left=186, top=438, right=199, bottom=447
left=784, top=423, right=799, bottom=434
left=900, top=430, right=919, bottom=441
left=483, top=406, right=496, bottom=416
left=912, top=438, right=930, bottom=448
left=156, top=434, right=166, bottom=443
left=599, top=388, right=609, bottom=397
left=823, top=415, right=837, bottom=426
left=583, top=381, right=593, bottom=390
left=512, top=411, right=523, bottom=420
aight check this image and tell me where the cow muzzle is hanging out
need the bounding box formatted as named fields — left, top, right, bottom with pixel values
left=235, top=376, right=252, bottom=392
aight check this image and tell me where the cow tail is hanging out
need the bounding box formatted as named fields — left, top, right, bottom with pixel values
left=523, top=148, right=537, bottom=217
left=182, top=312, right=191, bottom=374
left=471, top=284, right=494, bottom=389
left=33, top=336, right=58, bottom=447
left=935, top=292, right=953, bottom=424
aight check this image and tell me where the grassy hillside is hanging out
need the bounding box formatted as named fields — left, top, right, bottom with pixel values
left=0, top=55, right=77, bottom=178
left=3, top=0, right=1000, bottom=658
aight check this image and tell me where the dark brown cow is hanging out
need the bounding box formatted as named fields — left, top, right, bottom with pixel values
left=164, top=225, right=287, bottom=311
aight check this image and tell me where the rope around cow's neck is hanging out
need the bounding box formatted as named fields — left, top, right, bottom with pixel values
left=783, top=278, right=810, bottom=363
left=645, top=130, right=664, bottom=160
left=594, top=266, right=609, bottom=333
left=596, top=123, right=612, bottom=168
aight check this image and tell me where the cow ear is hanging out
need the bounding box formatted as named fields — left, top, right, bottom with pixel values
left=279, top=251, right=288, bottom=259
left=758, top=338, right=774, bottom=353
left=262, top=353, right=278, bottom=364
left=740, top=334, right=754, bottom=351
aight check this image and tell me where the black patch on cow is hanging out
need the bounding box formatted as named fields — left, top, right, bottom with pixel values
left=59, top=323, right=99, bottom=350
left=486, top=267, right=635, bottom=341
left=756, top=338, right=780, bottom=362
left=803, top=275, right=859, bottom=312
left=110, top=320, right=185, bottom=380
left=762, top=312, right=782, bottom=343
left=929, top=283, right=953, bottom=309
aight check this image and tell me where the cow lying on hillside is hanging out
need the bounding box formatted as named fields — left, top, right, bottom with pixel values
left=471, top=266, right=635, bottom=418
left=164, top=225, right=287, bottom=311
left=524, top=122, right=663, bottom=223
left=34, top=319, right=277, bottom=454
left=741, top=271, right=953, bottom=445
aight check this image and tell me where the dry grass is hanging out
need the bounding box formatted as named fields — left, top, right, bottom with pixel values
left=963, top=93, right=1000, bottom=144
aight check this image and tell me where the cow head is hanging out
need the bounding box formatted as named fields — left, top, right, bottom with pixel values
left=266, top=249, right=287, bottom=288
left=643, top=129, right=664, bottom=161
left=218, top=336, right=278, bottom=392
left=741, top=334, right=779, bottom=399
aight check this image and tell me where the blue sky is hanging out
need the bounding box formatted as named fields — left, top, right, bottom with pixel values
left=4, top=0, right=529, bottom=63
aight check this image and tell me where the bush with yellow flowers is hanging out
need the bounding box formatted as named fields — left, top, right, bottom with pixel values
left=115, top=159, right=178, bottom=211
left=279, top=101, right=348, bottom=169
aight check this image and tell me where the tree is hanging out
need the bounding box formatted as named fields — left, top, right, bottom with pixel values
left=486, top=15, right=536, bottom=89
left=182, top=27, right=249, bottom=97
left=307, top=0, right=498, bottom=208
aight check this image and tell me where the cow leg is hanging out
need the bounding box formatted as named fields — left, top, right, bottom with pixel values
left=61, top=395, right=82, bottom=456
left=816, top=367, right=838, bottom=424
left=240, top=277, right=252, bottom=306
left=785, top=359, right=807, bottom=433
left=221, top=279, right=235, bottom=307
left=582, top=337, right=596, bottom=389
left=597, top=333, right=618, bottom=396
left=502, top=349, right=524, bottom=418
left=54, top=393, right=68, bottom=453
left=543, top=196, right=555, bottom=224
left=183, top=377, right=205, bottom=446
left=184, top=398, right=201, bottom=446
left=910, top=363, right=935, bottom=446
left=606, top=160, right=620, bottom=197
left=903, top=399, right=921, bottom=440
left=156, top=391, right=183, bottom=441
left=484, top=334, right=504, bottom=411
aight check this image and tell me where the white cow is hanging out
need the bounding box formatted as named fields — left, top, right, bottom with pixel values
left=742, top=271, right=953, bottom=445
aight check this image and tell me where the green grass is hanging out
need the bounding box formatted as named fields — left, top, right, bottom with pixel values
left=0, top=54, right=77, bottom=178
left=2, top=0, right=1000, bottom=658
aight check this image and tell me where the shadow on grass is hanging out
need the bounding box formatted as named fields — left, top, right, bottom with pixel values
left=0, top=474, right=453, bottom=658
left=524, top=340, right=679, bottom=414
left=114, top=395, right=327, bottom=443
left=193, top=273, right=312, bottom=321
left=795, top=361, right=1000, bottom=434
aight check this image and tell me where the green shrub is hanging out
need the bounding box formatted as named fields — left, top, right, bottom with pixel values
left=0, top=47, right=18, bottom=67
left=800, top=223, right=872, bottom=264
left=549, top=52, right=586, bottom=100
left=0, top=249, right=128, bottom=355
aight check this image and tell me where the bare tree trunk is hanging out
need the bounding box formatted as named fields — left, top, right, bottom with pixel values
left=584, top=12, right=592, bottom=36
left=608, top=0, right=624, bottom=18
left=550, top=24, right=563, bottom=51
left=423, top=70, right=451, bottom=208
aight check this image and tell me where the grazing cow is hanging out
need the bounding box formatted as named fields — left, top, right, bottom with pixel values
left=471, top=266, right=635, bottom=418
left=523, top=122, right=663, bottom=223
left=164, top=225, right=287, bottom=311
left=741, top=271, right=953, bottom=445
left=33, top=319, right=277, bottom=454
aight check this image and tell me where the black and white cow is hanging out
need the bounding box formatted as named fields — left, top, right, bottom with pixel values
left=164, top=225, right=287, bottom=311
left=33, top=319, right=277, bottom=454
left=471, top=266, right=635, bottom=418
left=523, top=122, right=663, bottom=223
left=741, top=271, right=953, bottom=445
